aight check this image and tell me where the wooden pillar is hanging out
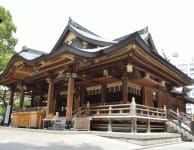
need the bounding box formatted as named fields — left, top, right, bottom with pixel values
left=19, top=86, right=25, bottom=109
left=74, top=86, right=80, bottom=110
left=52, top=93, right=56, bottom=114
left=157, top=91, right=163, bottom=109
left=101, top=84, right=107, bottom=104
left=80, top=87, right=86, bottom=107
left=31, top=94, right=35, bottom=107
left=143, top=86, right=153, bottom=107
left=122, top=73, right=128, bottom=104
left=46, top=78, right=54, bottom=117
left=38, top=94, right=44, bottom=107
left=65, top=77, right=74, bottom=129
left=8, top=87, right=15, bottom=124
left=9, top=87, right=15, bottom=107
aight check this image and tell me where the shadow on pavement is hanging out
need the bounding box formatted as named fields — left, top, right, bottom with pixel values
left=0, top=141, right=104, bottom=150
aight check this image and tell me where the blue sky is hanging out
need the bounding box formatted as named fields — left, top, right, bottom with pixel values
left=1, top=0, right=194, bottom=61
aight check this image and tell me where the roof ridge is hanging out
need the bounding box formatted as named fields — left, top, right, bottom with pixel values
left=19, top=47, right=48, bottom=55
left=68, top=17, right=100, bottom=37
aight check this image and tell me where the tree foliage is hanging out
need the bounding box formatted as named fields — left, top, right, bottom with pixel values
left=0, top=106, right=5, bottom=117
left=0, top=52, right=13, bottom=71
left=0, top=6, right=17, bottom=72
left=12, top=98, right=31, bottom=112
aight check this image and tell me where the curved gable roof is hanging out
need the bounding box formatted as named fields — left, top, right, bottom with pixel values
left=51, top=18, right=117, bottom=52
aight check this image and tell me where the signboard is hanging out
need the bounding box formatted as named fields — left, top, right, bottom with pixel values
left=4, top=105, right=11, bottom=125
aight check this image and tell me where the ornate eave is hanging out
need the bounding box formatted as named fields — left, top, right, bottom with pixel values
left=0, top=20, right=193, bottom=88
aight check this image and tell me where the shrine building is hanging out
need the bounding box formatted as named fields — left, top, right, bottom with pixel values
left=0, top=18, right=193, bottom=132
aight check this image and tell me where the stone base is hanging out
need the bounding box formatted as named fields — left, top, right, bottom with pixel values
left=65, top=121, right=73, bottom=129
left=89, top=132, right=181, bottom=146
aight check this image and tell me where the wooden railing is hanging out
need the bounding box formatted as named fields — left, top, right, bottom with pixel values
left=14, top=106, right=46, bottom=112
left=135, top=104, right=167, bottom=119
left=73, top=102, right=167, bottom=120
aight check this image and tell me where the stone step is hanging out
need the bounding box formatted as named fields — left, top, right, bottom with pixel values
left=166, top=121, right=194, bottom=142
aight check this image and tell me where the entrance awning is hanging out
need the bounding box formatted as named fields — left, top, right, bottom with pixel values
left=93, top=76, right=120, bottom=84
left=129, top=78, right=160, bottom=87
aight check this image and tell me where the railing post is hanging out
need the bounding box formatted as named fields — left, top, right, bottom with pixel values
left=176, top=108, right=179, bottom=115
left=78, top=108, right=81, bottom=117
left=97, top=110, right=100, bottom=115
left=130, top=97, right=136, bottom=133
left=147, top=108, right=149, bottom=117
left=163, top=105, right=167, bottom=118
left=86, top=101, right=90, bottom=116
left=176, top=108, right=182, bottom=131
left=109, top=106, right=112, bottom=115
left=108, top=119, right=112, bottom=132
left=108, top=106, right=112, bottom=131
left=130, top=97, right=136, bottom=116
left=156, top=108, right=159, bottom=118
left=147, top=119, right=150, bottom=133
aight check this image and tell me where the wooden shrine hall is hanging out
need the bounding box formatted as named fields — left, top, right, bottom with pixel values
left=0, top=18, right=193, bottom=132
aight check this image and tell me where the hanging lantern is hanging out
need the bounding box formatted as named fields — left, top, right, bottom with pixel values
left=161, top=80, right=166, bottom=87
left=103, top=69, right=109, bottom=76
left=126, top=64, right=133, bottom=72
left=144, top=72, right=150, bottom=79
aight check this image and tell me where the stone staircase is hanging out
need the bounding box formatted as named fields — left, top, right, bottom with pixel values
left=166, top=121, right=193, bottom=141
left=166, top=110, right=194, bottom=141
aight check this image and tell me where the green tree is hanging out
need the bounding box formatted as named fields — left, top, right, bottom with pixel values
left=0, top=5, right=17, bottom=71
left=0, top=106, right=5, bottom=117
left=0, top=6, right=17, bottom=119
left=0, top=88, right=8, bottom=119
left=12, top=98, right=31, bottom=111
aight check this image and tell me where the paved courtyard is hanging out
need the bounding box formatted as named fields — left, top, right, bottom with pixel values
left=0, top=127, right=193, bottom=150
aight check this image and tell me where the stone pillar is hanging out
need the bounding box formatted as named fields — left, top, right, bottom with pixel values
left=101, top=84, right=107, bottom=104
left=130, top=97, right=136, bottom=133
left=108, top=106, right=112, bottom=131
left=147, top=119, right=151, bottom=133
left=19, top=86, right=25, bottom=109
left=46, top=78, right=54, bottom=117
left=65, top=77, right=74, bottom=129
left=122, top=73, right=128, bottom=104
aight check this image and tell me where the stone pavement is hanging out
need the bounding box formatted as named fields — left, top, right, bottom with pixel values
left=135, top=142, right=194, bottom=150
left=0, top=127, right=193, bottom=150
